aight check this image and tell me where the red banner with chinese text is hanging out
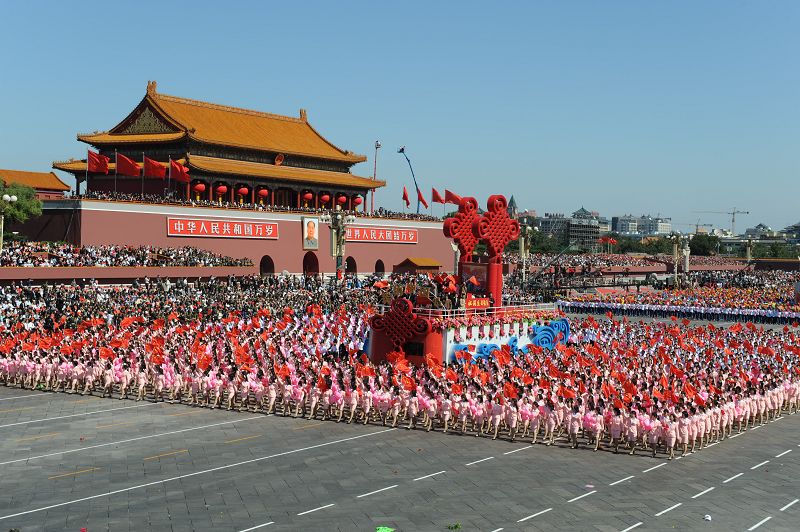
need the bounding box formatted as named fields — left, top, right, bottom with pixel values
left=167, top=218, right=278, bottom=239
left=345, top=226, right=418, bottom=244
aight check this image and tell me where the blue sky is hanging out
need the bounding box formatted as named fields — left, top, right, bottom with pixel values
left=1, top=1, right=797, bottom=231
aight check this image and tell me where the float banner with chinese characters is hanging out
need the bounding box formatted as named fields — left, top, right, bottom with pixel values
left=345, top=227, right=418, bottom=244
left=167, top=218, right=279, bottom=239
left=465, top=294, right=491, bottom=309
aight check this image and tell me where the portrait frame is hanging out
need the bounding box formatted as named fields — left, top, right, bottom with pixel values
left=302, top=216, right=320, bottom=250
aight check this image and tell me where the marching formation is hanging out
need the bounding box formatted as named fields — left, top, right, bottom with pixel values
left=1, top=275, right=798, bottom=461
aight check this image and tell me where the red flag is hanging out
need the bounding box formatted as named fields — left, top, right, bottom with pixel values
left=402, top=186, right=411, bottom=208
left=467, top=275, right=480, bottom=287
left=417, top=188, right=429, bottom=209
left=432, top=188, right=445, bottom=204
left=143, top=156, right=166, bottom=178
left=444, top=189, right=461, bottom=204
left=170, top=159, right=190, bottom=183
left=116, top=153, right=140, bottom=177
left=87, top=150, right=109, bottom=174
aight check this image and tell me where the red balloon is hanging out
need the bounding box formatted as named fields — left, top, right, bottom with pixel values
left=353, top=196, right=363, bottom=205
left=337, top=196, right=347, bottom=204
left=192, top=183, right=206, bottom=193
left=257, top=188, right=269, bottom=198
left=320, top=194, right=330, bottom=203
left=215, top=185, right=228, bottom=195
left=303, top=192, right=313, bottom=201
left=237, top=187, right=249, bottom=196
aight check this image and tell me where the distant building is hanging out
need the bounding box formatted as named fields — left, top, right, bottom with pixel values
left=745, top=223, right=779, bottom=239
left=637, top=215, right=672, bottom=235
left=0, top=168, right=70, bottom=200
left=507, top=195, right=519, bottom=218
left=611, top=215, right=638, bottom=234
left=597, top=217, right=611, bottom=234
left=782, top=221, right=800, bottom=240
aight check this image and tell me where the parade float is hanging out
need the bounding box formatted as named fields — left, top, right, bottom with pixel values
left=369, top=194, right=569, bottom=364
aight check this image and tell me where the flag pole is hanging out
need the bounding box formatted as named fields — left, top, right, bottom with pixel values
left=114, top=149, right=118, bottom=194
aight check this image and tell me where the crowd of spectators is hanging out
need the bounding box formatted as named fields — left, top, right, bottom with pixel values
left=0, top=242, right=252, bottom=268
left=71, top=192, right=441, bottom=222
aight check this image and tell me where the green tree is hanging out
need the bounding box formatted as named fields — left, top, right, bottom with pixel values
left=689, top=234, right=720, bottom=256
left=0, top=182, right=42, bottom=224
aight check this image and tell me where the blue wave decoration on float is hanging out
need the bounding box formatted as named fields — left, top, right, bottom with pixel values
left=447, top=319, right=571, bottom=362
left=530, top=318, right=570, bottom=350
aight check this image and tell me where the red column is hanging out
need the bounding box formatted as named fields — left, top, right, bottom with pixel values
left=208, top=183, right=213, bottom=202
left=251, top=186, right=255, bottom=205
left=487, top=262, right=503, bottom=311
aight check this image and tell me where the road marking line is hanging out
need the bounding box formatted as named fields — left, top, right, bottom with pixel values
left=619, top=522, right=643, bottom=532
left=707, top=442, right=718, bottom=447
left=0, top=415, right=263, bottom=467
left=751, top=460, right=769, bottom=470
left=0, top=403, right=156, bottom=430
left=224, top=435, right=261, bottom=444
left=15, top=432, right=60, bottom=442
left=780, top=499, right=799, bottom=512
left=293, top=422, right=326, bottom=431
left=642, top=463, right=666, bottom=473
left=143, top=449, right=188, bottom=461
left=691, top=487, right=715, bottom=499
left=48, top=467, right=100, bottom=480
left=504, top=446, right=530, bottom=455
left=655, top=502, right=682, bottom=516
left=751, top=424, right=762, bottom=430
left=0, top=393, right=48, bottom=402
left=296, top=503, right=334, bottom=516
left=776, top=449, right=792, bottom=458
left=747, top=516, right=772, bottom=531
left=489, top=528, right=504, bottom=532
left=517, top=507, right=552, bottom=522
left=723, top=472, right=743, bottom=483
left=568, top=490, right=597, bottom=503
left=0, top=406, right=35, bottom=413
left=166, top=411, right=201, bottom=417
left=413, top=470, right=446, bottom=482
left=238, top=521, right=274, bottom=532
left=609, top=475, right=634, bottom=486
left=0, top=427, right=395, bottom=521
left=465, top=456, right=494, bottom=466
left=730, top=433, right=742, bottom=438
left=96, top=421, right=136, bottom=429
left=356, top=485, right=398, bottom=498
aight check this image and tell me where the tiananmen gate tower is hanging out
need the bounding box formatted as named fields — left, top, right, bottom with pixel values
left=53, top=81, right=384, bottom=209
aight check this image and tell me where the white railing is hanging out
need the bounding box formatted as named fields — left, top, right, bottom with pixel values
left=375, top=302, right=557, bottom=319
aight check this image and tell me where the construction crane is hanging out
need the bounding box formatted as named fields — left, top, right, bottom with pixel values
left=673, top=219, right=714, bottom=234
left=694, top=208, right=749, bottom=235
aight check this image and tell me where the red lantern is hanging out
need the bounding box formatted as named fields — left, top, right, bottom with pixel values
left=237, top=187, right=249, bottom=196
left=192, top=183, right=206, bottom=193
left=353, top=196, right=363, bottom=205
left=215, top=185, right=228, bottom=195
left=337, top=196, right=347, bottom=204
left=258, top=189, right=269, bottom=198
left=320, top=193, right=330, bottom=203
left=303, top=192, right=313, bottom=201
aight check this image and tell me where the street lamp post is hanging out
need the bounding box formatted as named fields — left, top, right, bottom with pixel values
left=0, top=194, right=19, bottom=253
left=320, top=210, right=356, bottom=284
left=371, top=140, right=381, bottom=215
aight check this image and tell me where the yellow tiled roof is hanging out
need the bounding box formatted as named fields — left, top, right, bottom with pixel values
left=401, top=258, right=442, bottom=267
left=89, top=81, right=365, bottom=164
left=185, top=154, right=384, bottom=190
left=0, top=168, right=70, bottom=191
left=77, top=132, right=186, bottom=144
